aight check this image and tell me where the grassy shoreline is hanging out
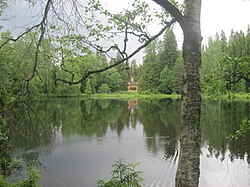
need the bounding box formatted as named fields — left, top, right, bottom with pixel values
left=81, top=93, right=181, bottom=99
left=36, top=92, right=250, bottom=101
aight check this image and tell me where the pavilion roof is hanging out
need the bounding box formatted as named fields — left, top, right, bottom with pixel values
left=128, top=81, right=137, bottom=86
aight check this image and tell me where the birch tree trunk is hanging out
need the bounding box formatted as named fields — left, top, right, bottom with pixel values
left=176, top=0, right=202, bottom=186
left=150, top=0, right=202, bottom=184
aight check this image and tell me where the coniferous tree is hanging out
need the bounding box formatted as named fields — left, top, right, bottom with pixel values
left=130, top=59, right=140, bottom=82
left=202, top=27, right=250, bottom=95
left=113, top=53, right=129, bottom=91
left=138, top=40, right=161, bottom=92
left=171, top=52, right=184, bottom=93
left=139, top=29, right=179, bottom=93
left=159, top=29, right=178, bottom=70
left=220, top=30, right=227, bottom=53
left=158, top=29, right=179, bottom=94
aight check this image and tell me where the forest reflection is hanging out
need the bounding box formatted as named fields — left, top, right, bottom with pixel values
left=11, top=98, right=250, bottom=184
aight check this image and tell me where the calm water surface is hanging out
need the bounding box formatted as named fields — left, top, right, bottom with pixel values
left=10, top=98, right=250, bottom=187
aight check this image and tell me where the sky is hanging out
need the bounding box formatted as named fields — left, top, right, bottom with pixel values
left=103, top=0, right=250, bottom=48
left=1, top=0, right=250, bottom=63
left=105, top=0, right=250, bottom=62
left=201, top=0, right=250, bottom=44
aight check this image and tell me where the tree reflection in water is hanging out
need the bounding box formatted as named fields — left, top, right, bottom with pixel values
left=9, top=98, right=250, bottom=186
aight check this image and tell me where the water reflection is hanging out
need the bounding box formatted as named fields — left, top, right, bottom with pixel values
left=201, top=100, right=250, bottom=163
left=9, top=99, right=250, bottom=186
left=200, top=100, right=250, bottom=187
left=128, top=99, right=138, bottom=109
left=138, top=99, right=180, bottom=162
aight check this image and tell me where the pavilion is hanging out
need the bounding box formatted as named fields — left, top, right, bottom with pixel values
left=127, top=77, right=138, bottom=92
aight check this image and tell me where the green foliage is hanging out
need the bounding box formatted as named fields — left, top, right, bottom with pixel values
left=17, top=168, right=42, bottom=187
left=0, top=0, right=7, bottom=16
left=0, top=32, right=24, bottom=96
left=0, top=167, right=41, bottom=187
left=85, top=79, right=93, bottom=94
left=97, top=160, right=143, bottom=187
left=158, top=29, right=178, bottom=70
left=112, top=53, right=129, bottom=91
left=227, top=118, right=250, bottom=141
left=202, top=27, right=250, bottom=96
left=0, top=117, right=11, bottom=176
left=171, top=54, right=183, bottom=93
left=0, top=29, right=131, bottom=97
left=138, top=40, right=161, bottom=93
left=202, top=35, right=226, bottom=95
left=219, top=56, right=250, bottom=93
left=159, top=51, right=183, bottom=94
left=9, top=159, right=23, bottom=173
left=139, top=29, right=181, bottom=94
left=1, top=1, right=249, bottom=99
left=159, top=66, right=174, bottom=94
left=0, top=92, right=41, bottom=186
left=130, top=60, right=140, bottom=82
left=85, top=0, right=169, bottom=42
left=1, top=115, right=41, bottom=186
left=98, top=84, right=111, bottom=93
left=104, top=71, right=124, bottom=92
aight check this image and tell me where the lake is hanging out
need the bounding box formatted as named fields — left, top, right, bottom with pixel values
left=10, top=98, right=250, bottom=187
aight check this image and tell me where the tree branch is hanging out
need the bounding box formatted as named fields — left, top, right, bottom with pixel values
left=0, top=0, right=52, bottom=50
left=0, top=25, right=39, bottom=50
left=56, top=18, right=176, bottom=85
left=151, top=0, right=184, bottom=24
left=21, top=0, right=52, bottom=94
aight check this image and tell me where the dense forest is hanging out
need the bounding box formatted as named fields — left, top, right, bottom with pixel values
left=139, top=27, right=250, bottom=95
left=1, top=27, right=249, bottom=105
left=0, top=30, right=138, bottom=101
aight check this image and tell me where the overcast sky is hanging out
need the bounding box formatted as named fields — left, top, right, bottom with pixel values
left=105, top=0, right=250, bottom=62
left=1, top=0, right=250, bottom=63
left=201, top=0, right=250, bottom=43
left=104, top=0, right=250, bottom=47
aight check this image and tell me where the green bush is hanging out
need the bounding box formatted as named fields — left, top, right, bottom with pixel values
left=0, top=167, right=41, bottom=187
left=97, top=160, right=143, bottom=187
left=98, top=84, right=111, bottom=93
left=227, top=118, right=250, bottom=141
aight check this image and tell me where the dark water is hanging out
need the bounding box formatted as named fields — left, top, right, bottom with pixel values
left=10, top=98, right=250, bottom=187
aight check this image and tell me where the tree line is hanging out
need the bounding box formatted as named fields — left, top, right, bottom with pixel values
left=202, top=28, right=250, bottom=96
left=0, top=27, right=249, bottom=104
left=139, top=26, right=250, bottom=96
left=138, top=29, right=182, bottom=94
left=0, top=30, right=141, bottom=104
